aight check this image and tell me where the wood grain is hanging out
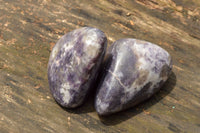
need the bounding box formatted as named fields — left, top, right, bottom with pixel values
left=0, top=0, right=200, bottom=132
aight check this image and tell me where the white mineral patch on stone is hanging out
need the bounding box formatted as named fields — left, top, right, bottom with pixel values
left=96, top=97, right=109, bottom=113
left=132, top=41, right=168, bottom=93
left=84, top=31, right=100, bottom=58
left=60, top=83, right=71, bottom=104
left=63, top=43, right=74, bottom=52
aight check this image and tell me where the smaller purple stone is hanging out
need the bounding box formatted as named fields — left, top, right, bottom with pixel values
left=48, top=27, right=107, bottom=108
left=95, top=39, right=172, bottom=115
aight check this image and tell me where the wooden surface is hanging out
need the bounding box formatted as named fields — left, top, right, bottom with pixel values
left=0, top=0, right=200, bottom=132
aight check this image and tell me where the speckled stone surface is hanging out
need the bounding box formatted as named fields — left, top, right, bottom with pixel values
left=95, top=39, right=172, bottom=115
left=48, top=27, right=107, bottom=108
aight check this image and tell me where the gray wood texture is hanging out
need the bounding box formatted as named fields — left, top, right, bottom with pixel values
left=0, top=0, right=200, bottom=132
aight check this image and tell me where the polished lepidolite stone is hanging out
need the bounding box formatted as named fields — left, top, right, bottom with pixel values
left=95, top=39, right=172, bottom=115
left=48, top=27, right=107, bottom=108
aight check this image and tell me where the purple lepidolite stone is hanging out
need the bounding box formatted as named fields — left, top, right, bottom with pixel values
left=48, top=27, right=107, bottom=108
left=95, top=39, right=172, bottom=115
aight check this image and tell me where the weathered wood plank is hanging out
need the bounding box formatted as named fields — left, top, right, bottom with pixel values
left=0, top=0, right=200, bottom=132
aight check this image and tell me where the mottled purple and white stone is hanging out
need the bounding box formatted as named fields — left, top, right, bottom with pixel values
left=48, top=27, right=107, bottom=108
left=95, top=39, right=172, bottom=115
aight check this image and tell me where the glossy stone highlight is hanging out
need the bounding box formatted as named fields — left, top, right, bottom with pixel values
left=95, top=39, right=172, bottom=115
left=48, top=27, right=107, bottom=108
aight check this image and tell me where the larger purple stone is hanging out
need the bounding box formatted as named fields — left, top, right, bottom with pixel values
left=95, top=39, right=172, bottom=115
left=48, top=27, right=107, bottom=108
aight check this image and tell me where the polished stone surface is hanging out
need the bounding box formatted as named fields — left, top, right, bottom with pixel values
left=48, top=27, right=107, bottom=108
left=95, top=39, right=172, bottom=115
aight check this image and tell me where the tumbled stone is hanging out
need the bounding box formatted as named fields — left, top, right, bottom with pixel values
left=48, top=27, right=107, bottom=108
left=95, top=39, right=172, bottom=115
